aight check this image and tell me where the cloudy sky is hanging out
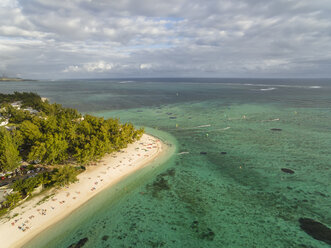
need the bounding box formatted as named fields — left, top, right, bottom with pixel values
left=0, top=0, right=331, bottom=79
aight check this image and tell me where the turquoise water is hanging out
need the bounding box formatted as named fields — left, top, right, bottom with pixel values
left=1, top=78, right=331, bottom=247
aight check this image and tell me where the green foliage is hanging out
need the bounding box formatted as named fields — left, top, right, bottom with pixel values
left=1, top=92, right=144, bottom=166
left=0, top=208, right=8, bottom=216
left=13, top=177, right=37, bottom=196
left=43, top=134, right=69, bottom=164
left=28, top=141, right=46, bottom=162
left=12, top=177, right=39, bottom=196
left=7, top=106, right=33, bottom=124
left=39, top=172, right=52, bottom=185
left=12, top=172, right=51, bottom=196
left=20, top=120, right=42, bottom=144
left=3, top=192, right=22, bottom=209
left=51, top=165, right=78, bottom=187
left=0, top=128, right=21, bottom=172
left=0, top=92, right=40, bottom=107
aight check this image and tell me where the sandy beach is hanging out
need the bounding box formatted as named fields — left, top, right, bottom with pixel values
left=0, top=134, right=165, bottom=248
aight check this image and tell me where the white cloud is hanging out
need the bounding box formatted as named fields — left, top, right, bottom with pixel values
left=140, top=63, right=152, bottom=70
left=63, top=61, right=113, bottom=73
left=84, top=61, right=113, bottom=72
left=0, top=0, right=19, bottom=8
left=63, top=65, right=81, bottom=73
left=0, top=26, right=47, bottom=38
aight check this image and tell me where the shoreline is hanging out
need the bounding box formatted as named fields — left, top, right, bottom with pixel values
left=0, top=134, right=167, bottom=248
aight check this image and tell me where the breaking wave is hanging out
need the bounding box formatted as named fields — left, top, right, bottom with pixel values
left=260, top=87, right=276, bottom=91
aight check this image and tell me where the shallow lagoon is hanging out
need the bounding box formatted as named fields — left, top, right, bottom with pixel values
left=1, top=78, right=330, bottom=247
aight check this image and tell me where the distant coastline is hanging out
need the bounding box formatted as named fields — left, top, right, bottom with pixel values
left=0, top=77, right=37, bottom=82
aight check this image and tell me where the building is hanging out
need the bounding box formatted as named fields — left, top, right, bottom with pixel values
left=23, top=107, right=39, bottom=114
left=10, top=101, right=22, bottom=109
left=0, top=119, right=9, bottom=126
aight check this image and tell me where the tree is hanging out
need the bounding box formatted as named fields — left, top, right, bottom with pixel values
left=1, top=92, right=145, bottom=168
left=3, top=192, right=22, bottom=208
left=12, top=172, right=50, bottom=196
left=51, top=165, right=78, bottom=187
left=29, top=133, right=69, bottom=164
left=41, top=115, right=58, bottom=133
left=37, top=172, right=52, bottom=186
left=6, top=106, right=32, bottom=124
left=43, top=133, right=69, bottom=164
left=28, top=141, right=46, bottom=163
left=20, top=120, right=42, bottom=145
left=0, top=128, right=21, bottom=172
left=12, top=177, right=40, bottom=196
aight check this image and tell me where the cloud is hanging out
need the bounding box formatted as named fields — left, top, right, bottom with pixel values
left=140, top=63, right=152, bottom=70
left=0, top=0, right=331, bottom=78
left=0, top=0, right=19, bottom=8
left=63, top=65, right=81, bottom=73
left=63, top=61, right=113, bottom=73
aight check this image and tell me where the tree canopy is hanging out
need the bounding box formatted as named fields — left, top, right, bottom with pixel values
left=0, top=92, right=144, bottom=172
left=0, top=128, right=21, bottom=171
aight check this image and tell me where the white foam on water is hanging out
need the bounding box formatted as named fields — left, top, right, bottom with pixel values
left=309, top=86, right=321, bottom=89
left=118, top=81, right=134, bottom=84
left=196, top=124, right=211, bottom=128
left=260, top=87, right=276, bottom=91
left=261, top=118, right=280, bottom=122
left=240, top=83, right=322, bottom=90
left=178, top=152, right=189, bottom=155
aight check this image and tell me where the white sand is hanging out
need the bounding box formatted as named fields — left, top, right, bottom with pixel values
left=0, top=134, right=165, bottom=248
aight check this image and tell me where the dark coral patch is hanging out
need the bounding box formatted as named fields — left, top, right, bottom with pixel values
left=146, top=171, right=172, bottom=197
left=200, top=228, right=215, bottom=241
left=68, top=237, right=88, bottom=248
left=281, top=168, right=295, bottom=174
left=299, top=218, right=331, bottom=245
left=102, top=235, right=109, bottom=241
left=190, top=220, right=215, bottom=241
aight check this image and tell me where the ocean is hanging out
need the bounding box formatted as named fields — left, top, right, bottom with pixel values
left=1, top=78, right=330, bottom=247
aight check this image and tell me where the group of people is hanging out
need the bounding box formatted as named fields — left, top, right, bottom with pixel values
left=11, top=217, right=30, bottom=232
left=37, top=208, right=47, bottom=215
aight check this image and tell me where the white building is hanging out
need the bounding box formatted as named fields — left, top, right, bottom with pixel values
left=10, top=101, right=22, bottom=109
left=23, top=107, right=39, bottom=114
left=74, top=117, right=85, bottom=122
left=0, top=119, right=9, bottom=126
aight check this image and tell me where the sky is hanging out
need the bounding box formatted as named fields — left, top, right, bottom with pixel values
left=0, top=0, right=331, bottom=79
